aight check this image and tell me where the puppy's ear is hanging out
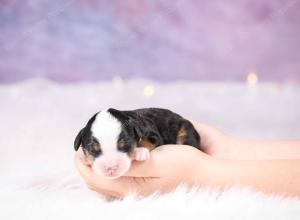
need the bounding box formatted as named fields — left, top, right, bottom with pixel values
left=131, top=120, right=143, bottom=139
left=108, top=108, right=143, bottom=139
left=108, top=108, right=129, bottom=122
left=74, top=128, right=85, bottom=151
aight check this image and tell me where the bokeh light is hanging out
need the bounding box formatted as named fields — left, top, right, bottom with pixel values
left=247, top=72, right=258, bottom=85
left=143, top=84, right=154, bottom=97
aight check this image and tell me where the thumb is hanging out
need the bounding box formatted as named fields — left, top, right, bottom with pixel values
left=125, top=155, right=160, bottom=178
left=124, top=145, right=172, bottom=177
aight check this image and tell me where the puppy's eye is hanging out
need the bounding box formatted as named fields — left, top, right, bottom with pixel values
left=118, top=139, right=125, bottom=148
left=92, top=143, right=100, bottom=150
left=90, top=144, right=101, bottom=156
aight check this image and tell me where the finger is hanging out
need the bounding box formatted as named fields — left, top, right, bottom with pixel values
left=74, top=150, right=94, bottom=182
left=74, top=152, right=140, bottom=196
left=131, top=176, right=183, bottom=197
left=189, top=120, right=210, bottom=133
left=74, top=147, right=187, bottom=198
left=74, top=147, right=85, bottom=161
left=125, top=159, right=158, bottom=178
left=125, top=145, right=192, bottom=178
left=124, top=145, right=174, bottom=178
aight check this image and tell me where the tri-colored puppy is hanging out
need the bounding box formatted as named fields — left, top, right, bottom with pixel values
left=74, top=108, right=201, bottom=179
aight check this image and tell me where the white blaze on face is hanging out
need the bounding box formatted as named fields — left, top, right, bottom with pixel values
left=91, top=109, right=131, bottom=179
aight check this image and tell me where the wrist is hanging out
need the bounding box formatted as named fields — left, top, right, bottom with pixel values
left=191, top=154, right=238, bottom=191
left=220, top=136, right=249, bottom=160
left=188, top=153, right=222, bottom=188
left=210, top=135, right=239, bottom=160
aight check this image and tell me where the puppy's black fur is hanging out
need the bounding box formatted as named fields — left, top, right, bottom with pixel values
left=74, top=108, right=201, bottom=157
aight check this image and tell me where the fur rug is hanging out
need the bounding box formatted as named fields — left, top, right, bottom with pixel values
left=0, top=79, right=300, bottom=219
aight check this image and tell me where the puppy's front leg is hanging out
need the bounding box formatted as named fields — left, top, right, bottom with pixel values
left=134, top=147, right=150, bottom=161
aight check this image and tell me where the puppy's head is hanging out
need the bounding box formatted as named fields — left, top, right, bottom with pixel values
left=74, top=109, right=139, bottom=179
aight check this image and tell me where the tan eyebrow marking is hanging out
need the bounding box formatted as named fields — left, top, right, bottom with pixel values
left=92, top=142, right=101, bottom=151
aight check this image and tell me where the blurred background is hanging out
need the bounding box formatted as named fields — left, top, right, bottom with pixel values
left=0, top=0, right=299, bottom=83
left=0, top=0, right=300, bottom=192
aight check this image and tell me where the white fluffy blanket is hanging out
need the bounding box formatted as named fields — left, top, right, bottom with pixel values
left=0, top=79, right=300, bottom=219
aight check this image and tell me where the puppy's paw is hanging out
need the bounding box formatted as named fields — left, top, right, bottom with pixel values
left=134, top=147, right=150, bottom=161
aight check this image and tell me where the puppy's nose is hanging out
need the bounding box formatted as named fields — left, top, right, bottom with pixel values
left=105, top=166, right=117, bottom=174
left=103, top=161, right=119, bottom=175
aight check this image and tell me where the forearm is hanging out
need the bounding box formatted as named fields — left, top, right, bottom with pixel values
left=227, top=138, right=300, bottom=160
left=192, top=121, right=300, bottom=160
left=199, top=158, right=300, bottom=197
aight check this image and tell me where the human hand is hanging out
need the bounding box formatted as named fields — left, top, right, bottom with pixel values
left=74, top=145, right=213, bottom=198
left=192, top=120, right=300, bottom=160
left=190, top=120, right=234, bottom=159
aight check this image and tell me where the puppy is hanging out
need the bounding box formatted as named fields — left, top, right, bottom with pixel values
left=74, top=108, right=201, bottom=179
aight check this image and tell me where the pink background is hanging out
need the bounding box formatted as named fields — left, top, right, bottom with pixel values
left=0, top=0, right=299, bottom=82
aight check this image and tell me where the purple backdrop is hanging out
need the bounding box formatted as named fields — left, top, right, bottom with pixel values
left=0, top=0, right=300, bottom=83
